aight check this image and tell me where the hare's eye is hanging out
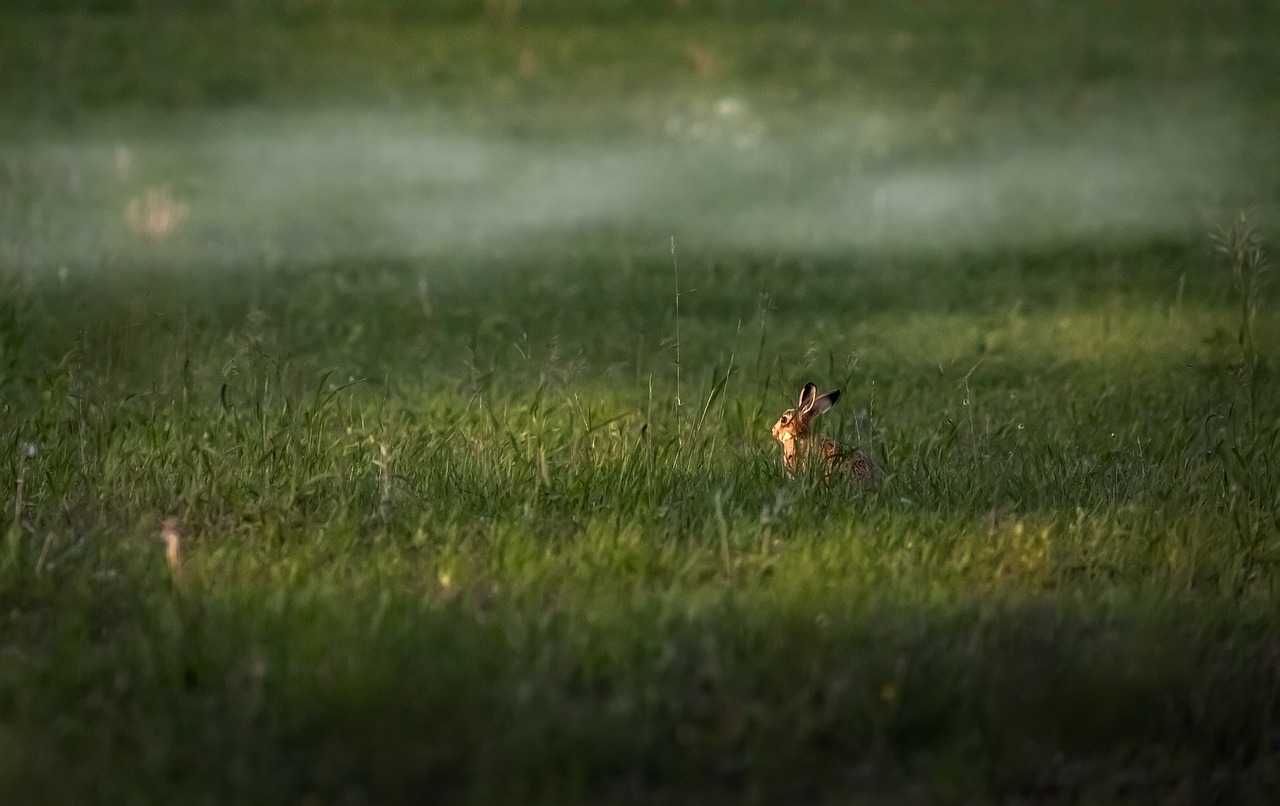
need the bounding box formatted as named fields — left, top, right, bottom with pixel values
left=780, top=414, right=791, bottom=425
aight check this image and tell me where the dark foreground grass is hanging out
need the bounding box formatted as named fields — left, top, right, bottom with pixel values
left=3, top=3, right=1280, bottom=804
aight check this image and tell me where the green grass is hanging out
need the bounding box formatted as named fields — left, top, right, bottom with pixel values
left=3, top=4, right=1280, bottom=804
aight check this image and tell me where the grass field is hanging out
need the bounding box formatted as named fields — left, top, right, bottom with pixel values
left=3, top=3, right=1280, bottom=803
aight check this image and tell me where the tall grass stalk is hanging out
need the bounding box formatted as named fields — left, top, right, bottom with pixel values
left=1213, top=212, right=1271, bottom=437
left=670, top=234, right=683, bottom=416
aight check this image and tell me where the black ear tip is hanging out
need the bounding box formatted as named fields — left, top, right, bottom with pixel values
left=829, top=389, right=841, bottom=402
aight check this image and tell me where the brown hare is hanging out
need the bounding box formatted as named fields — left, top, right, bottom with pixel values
left=771, top=382, right=881, bottom=486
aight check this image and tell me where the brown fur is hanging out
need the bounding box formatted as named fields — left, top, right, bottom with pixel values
left=771, top=382, right=881, bottom=486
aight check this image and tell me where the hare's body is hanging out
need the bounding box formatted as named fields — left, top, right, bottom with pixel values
left=771, top=383, right=881, bottom=486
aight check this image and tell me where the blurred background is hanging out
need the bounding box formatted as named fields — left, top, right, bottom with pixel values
left=4, top=0, right=1277, bottom=269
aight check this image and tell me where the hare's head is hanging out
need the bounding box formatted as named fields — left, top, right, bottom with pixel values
left=771, top=382, right=840, bottom=456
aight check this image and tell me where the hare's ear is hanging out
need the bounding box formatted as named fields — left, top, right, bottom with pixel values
left=797, top=382, right=818, bottom=412
left=810, top=389, right=840, bottom=417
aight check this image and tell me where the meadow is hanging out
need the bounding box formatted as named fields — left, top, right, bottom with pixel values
left=2, top=2, right=1279, bottom=803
